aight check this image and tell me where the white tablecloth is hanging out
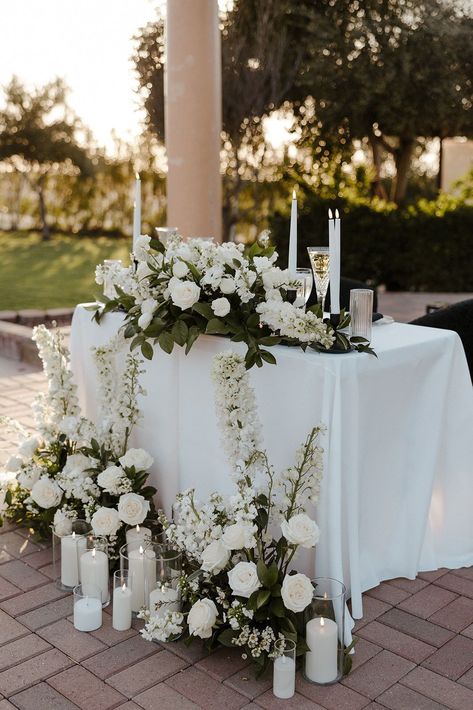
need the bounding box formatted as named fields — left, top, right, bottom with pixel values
left=70, top=304, right=473, bottom=627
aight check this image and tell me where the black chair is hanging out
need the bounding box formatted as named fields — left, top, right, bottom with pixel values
left=307, top=277, right=378, bottom=312
left=410, top=299, right=473, bottom=383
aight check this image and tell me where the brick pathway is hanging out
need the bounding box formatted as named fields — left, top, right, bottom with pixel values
left=1, top=361, right=473, bottom=709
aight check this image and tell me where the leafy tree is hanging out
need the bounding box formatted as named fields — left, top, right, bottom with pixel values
left=296, top=0, right=473, bottom=203
left=0, top=77, right=93, bottom=238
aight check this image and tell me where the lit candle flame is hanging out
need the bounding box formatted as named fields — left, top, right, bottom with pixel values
left=292, top=188, right=296, bottom=200
left=328, top=208, right=333, bottom=220
left=92, top=548, right=96, bottom=558
left=324, top=592, right=328, bottom=599
left=320, top=617, right=325, bottom=627
left=335, top=208, right=340, bottom=219
left=72, top=532, right=76, bottom=539
left=161, top=584, right=166, bottom=593
left=122, top=583, right=126, bottom=592
left=136, top=525, right=140, bottom=533
left=139, top=545, right=144, bottom=555
left=135, top=172, right=140, bottom=181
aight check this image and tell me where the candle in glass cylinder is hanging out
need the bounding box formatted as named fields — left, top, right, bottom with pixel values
left=149, top=584, right=180, bottom=619
left=128, top=545, right=156, bottom=612
left=126, top=525, right=151, bottom=549
left=305, top=616, right=338, bottom=683
left=80, top=547, right=109, bottom=604
left=273, top=655, right=295, bottom=699
left=113, top=583, right=132, bottom=631
left=60, top=532, right=87, bottom=588
left=74, top=596, right=102, bottom=632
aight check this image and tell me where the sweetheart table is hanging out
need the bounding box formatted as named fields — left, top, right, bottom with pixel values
left=70, top=303, right=473, bottom=628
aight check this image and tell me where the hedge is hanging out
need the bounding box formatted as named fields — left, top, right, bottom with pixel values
left=268, top=193, right=473, bottom=291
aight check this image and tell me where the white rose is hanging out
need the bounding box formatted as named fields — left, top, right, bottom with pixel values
left=119, top=448, right=153, bottom=471
left=169, top=280, right=201, bottom=310
left=18, top=437, right=40, bottom=459
left=17, top=464, right=42, bottom=491
left=188, top=598, right=218, bottom=639
left=281, top=514, right=320, bottom=548
left=31, top=476, right=62, bottom=509
left=220, top=277, right=236, bottom=294
left=221, top=523, right=257, bottom=551
left=6, top=456, right=23, bottom=473
left=173, top=260, right=189, bottom=278
left=228, top=561, right=261, bottom=598
left=53, top=509, right=73, bottom=536
left=91, top=506, right=121, bottom=536
left=201, top=539, right=231, bottom=574
left=281, top=573, right=313, bottom=613
left=97, top=466, right=126, bottom=494
left=117, top=492, right=150, bottom=526
left=211, top=297, right=231, bottom=318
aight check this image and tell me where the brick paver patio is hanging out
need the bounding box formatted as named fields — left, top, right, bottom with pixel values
left=1, top=313, right=473, bottom=708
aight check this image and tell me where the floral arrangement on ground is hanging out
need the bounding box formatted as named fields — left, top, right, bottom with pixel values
left=0, top=325, right=158, bottom=559
left=138, top=350, right=352, bottom=674
left=94, top=233, right=373, bottom=370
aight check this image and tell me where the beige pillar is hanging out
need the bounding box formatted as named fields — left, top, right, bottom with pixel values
left=165, top=0, right=222, bottom=242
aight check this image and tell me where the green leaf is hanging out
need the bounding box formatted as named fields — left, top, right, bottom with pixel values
left=205, top=318, right=230, bottom=335
left=256, top=559, right=278, bottom=588
left=260, top=349, right=277, bottom=365
left=130, top=335, right=144, bottom=351
left=256, top=589, right=271, bottom=609
left=158, top=331, right=174, bottom=354
left=141, top=341, right=154, bottom=360
left=192, top=302, right=214, bottom=320
left=172, top=320, right=188, bottom=346
left=124, top=324, right=136, bottom=338
left=184, top=260, right=202, bottom=281
left=269, top=597, right=285, bottom=617
left=217, top=628, right=237, bottom=647
left=185, top=326, right=200, bottom=354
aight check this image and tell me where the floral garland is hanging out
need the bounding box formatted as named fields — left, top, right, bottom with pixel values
left=1, top=326, right=158, bottom=558
left=141, top=350, right=324, bottom=672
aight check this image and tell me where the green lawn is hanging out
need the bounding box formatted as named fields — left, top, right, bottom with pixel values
left=0, top=232, right=131, bottom=310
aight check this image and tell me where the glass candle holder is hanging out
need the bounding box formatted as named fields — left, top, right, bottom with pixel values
left=120, top=542, right=156, bottom=615
left=102, top=259, right=122, bottom=299
left=350, top=289, right=373, bottom=341
left=73, top=583, right=102, bottom=632
left=144, top=543, right=182, bottom=624
left=125, top=522, right=156, bottom=549
left=273, top=638, right=296, bottom=699
left=79, top=535, right=110, bottom=606
left=294, top=268, right=313, bottom=308
left=52, top=519, right=91, bottom=591
left=304, top=577, right=346, bottom=685
left=155, top=227, right=178, bottom=247
left=112, top=570, right=133, bottom=631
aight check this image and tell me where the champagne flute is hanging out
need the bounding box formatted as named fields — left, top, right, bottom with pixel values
left=294, top=268, right=313, bottom=307
left=307, top=247, right=330, bottom=315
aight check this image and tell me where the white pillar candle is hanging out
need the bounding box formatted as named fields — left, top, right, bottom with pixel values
left=328, top=208, right=340, bottom=314
left=273, top=655, right=295, bottom=699
left=112, top=583, right=132, bottom=631
left=80, top=548, right=109, bottom=605
left=74, top=596, right=102, bottom=632
left=125, top=525, right=151, bottom=549
left=133, top=172, right=141, bottom=251
left=149, top=585, right=180, bottom=619
left=305, top=616, right=338, bottom=684
left=288, top=188, right=297, bottom=277
left=60, top=532, right=87, bottom=588
left=128, top=546, right=156, bottom=612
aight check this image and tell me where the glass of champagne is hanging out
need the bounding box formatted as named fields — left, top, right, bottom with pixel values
left=307, top=247, right=330, bottom=314
left=294, top=268, right=313, bottom=307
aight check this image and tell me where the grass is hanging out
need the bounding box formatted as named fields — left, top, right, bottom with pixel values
left=0, top=232, right=131, bottom=310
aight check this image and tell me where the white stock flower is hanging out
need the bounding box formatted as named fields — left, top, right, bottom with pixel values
left=228, top=561, right=261, bottom=598
left=118, top=492, right=150, bottom=525
left=53, top=508, right=73, bottom=536
left=138, top=298, right=156, bottom=330
left=211, top=297, right=231, bottom=318
left=281, top=573, right=313, bottom=613
left=119, top=448, right=153, bottom=471
left=188, top=598, right=218, bottom=639
left=6, top=456, right=22, bottom=473
left=138, top=312, right=153, bottom=330
left=173, top=260, right=189, bottom=278
left=97, top=466, right=126, bottom=494
left=63, top=453, right=90, bottom=477
left=134, top=234, right=151, bottom=261
left=221, top=523, right=257, bottom=551
left=91, top=506, right=121, bottom=536
left=31, top=476, right=62, bottom=509
left=219, top=277, right=236, bottom=294
left=169, top=279, right=201, bottom=310
left=18, top=437, right=40, bottom=459
left=17, top=464, right=42, bottom=491
left=280, top=514, right=320, bottom=548
left=201, top=539, right=231, bottom=574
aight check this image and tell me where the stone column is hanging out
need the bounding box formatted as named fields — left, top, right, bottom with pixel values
left=165, top=0, right=222, bottom=241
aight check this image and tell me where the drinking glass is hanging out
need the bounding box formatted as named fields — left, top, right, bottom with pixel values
left=349, top=289, right=373, bottom=341
left=307, top=247, right=330, bottom=314
left=155, top=227, right=178, bottom=247
left=294, top=268, right=313, bottom=307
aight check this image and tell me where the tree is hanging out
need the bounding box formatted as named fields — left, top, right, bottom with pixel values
left=296, top=0, right=473, bottom=203
left=0, top=77, right=93, bottom=238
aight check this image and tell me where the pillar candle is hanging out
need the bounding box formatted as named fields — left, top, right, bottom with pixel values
left=133, top=173, right=141, bottom=251
left=126, top=525, right=151, bottom=549
left=328, top=208, right=340, bottom=314
left=60, top=532, right=87, bottom=588
left=80, top=548, right=109, bottom=604
left=149, top=585, right=180, bottom=619
left=273, top=655, right=295, bottom=699
left=74, top=596, right=102, bottom=632
left=128, top=546, right=156, bottom=612
left=288, top=188, right=297, bottom=276
left=305, top=616, right=338, bottom=683
left=112, top=583, right=132, bottom=631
